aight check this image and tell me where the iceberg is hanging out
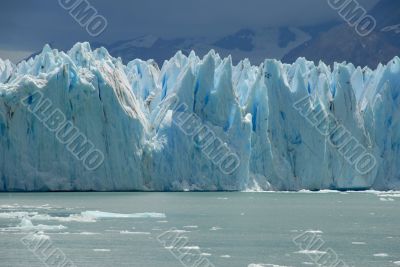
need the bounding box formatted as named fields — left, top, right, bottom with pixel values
left=0, top=42, right=399, bottom=191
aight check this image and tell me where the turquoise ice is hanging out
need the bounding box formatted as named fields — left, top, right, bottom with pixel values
left=0, top=43, right=399, bottom=191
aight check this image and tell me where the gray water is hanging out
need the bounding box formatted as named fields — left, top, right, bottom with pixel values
left=0, top=191, right=399, bottom=267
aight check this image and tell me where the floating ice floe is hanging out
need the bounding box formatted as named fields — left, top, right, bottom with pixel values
left=183, top=225, right=198, bottom=229
left=0, top=211, right=38, bottom=219
left=379, top=197, right=395, bottom=201
left=200, top=253, right=212, bottom=256
left=77, top=232, right=100, bottom=235
left=80, top=211, right=166, bottom=219
left=182, top=246, right=200, bottom=250
left=93, top=249, right=111, bottom=252
left=351, top=241, right=366, bottom=245
left=295, top=250, right=327, bottom=255
left=6, top=217, right=67, bottom=231
left=220, top=255, right=231, bottom=258
left=373, top=253, right=389, bottom=257
left=119, top=230, right=151, bottom=235
left=304, top=230, right=323, bottom=234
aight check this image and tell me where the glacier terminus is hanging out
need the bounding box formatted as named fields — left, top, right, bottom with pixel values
left=0, top=42, right=400, bottom=192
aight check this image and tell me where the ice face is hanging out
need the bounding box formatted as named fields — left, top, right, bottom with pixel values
left=0, top=42, right=399, bottom=191
left=0, top=58, right=14, bottom=84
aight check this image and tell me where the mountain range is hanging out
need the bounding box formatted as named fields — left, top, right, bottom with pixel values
left=86, top=0, right=399, bottom=68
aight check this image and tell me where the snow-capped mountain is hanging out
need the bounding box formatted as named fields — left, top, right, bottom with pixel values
left=0, top=42, right=399, bottom=191
left=283, top=0, right=400, bottom=68
left=91, top=27, right=311, bottom=65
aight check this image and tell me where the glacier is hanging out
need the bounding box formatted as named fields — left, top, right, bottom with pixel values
left=0, top=42, right=399, bottom=191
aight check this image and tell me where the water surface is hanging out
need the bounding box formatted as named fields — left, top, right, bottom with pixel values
left=0, top=191, right=399, bottom=267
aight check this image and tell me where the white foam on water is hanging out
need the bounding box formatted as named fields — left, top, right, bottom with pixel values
left=220, top=255, right=231, bottom=258
left=210, top=226, right=222, bottom=231
left=393, top=261, right=400, bottom=265
left=93, top=249, right=111, bottom=252
left=157, top=221, right=168, bottom=223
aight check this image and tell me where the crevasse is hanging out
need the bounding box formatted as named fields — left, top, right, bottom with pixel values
left=0, top=42, right=399, bottom=191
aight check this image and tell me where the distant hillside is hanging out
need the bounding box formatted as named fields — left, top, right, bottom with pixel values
left=282, top=0, right=400, bottom=68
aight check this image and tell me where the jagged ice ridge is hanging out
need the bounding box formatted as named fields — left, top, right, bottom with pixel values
left=0, top=42, right=399, bottom=191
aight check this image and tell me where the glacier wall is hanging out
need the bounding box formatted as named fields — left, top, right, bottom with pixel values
left=0, top=42, right=399, bottom=191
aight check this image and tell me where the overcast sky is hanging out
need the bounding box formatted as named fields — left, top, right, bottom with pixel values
left=0, top=0, right=380, bottom=62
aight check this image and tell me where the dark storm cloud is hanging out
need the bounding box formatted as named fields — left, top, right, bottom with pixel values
left=0, top=0, right=380, bottom=61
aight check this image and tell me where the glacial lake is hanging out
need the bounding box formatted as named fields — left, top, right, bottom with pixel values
left=0, top=191, right=399, bottom=267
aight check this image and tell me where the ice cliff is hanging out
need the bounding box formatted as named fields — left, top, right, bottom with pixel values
left=0, top=42, right=399, bottom=191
